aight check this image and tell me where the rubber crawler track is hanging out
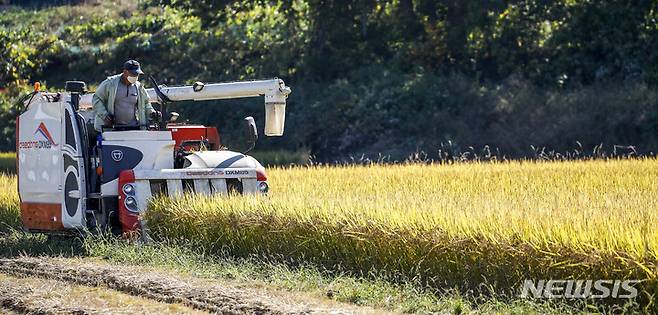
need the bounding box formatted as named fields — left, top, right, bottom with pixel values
left=0, top=258, right=287, bottom=315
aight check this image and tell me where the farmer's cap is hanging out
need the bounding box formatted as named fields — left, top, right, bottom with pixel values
left=123, top=60, right=144, bottom=75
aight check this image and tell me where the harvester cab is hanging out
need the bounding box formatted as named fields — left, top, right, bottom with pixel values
left=16, top=77, right=290, bottom=235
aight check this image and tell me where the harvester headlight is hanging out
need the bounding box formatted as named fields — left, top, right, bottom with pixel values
left=122, top=183, right=135, bottom=195
left=258, top=181, right=269, bottom=193
left=124, top=196, right=138, bottom=212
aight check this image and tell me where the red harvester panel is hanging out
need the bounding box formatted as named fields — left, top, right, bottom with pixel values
left=167, top=125, right=221, bottom=150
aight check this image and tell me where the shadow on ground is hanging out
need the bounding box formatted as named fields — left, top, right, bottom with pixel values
left=0, top=231, right=85, bottom=258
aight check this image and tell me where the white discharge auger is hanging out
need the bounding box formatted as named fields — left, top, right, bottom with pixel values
left=78, top=78, right=290, bottom=136
left=17, top=77, right=291, bottom=235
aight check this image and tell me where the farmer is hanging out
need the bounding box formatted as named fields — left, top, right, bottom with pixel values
left=92, top=59, right=160, bottom=132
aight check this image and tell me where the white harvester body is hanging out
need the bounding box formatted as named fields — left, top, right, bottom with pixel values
left=16, top=78, right=290, bottom=234
left=18, top=92, right=87, bottom=230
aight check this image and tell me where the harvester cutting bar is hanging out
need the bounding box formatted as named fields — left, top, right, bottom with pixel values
left=133, top=168, right=257, bottom=180
left=127, top=168, right=259, bottom=212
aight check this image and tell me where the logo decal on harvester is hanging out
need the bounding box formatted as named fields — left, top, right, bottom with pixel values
left=19, top=122, right=58, bottom=149
left=185, top=170, right=224, bottom=176
left=35, top=122, right=58, bottom=146
left=225, top=170, right=249, bottom=175
left=111, top=150, right=124, bottom=162
left=183, top=170, right=250, bottom=177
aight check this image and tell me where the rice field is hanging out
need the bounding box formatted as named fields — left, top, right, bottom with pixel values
left=1, top=155, right=657, bottom=309
left=146, top=159, right=658, bottom=308
left=0, top=174, right=19, bottom=232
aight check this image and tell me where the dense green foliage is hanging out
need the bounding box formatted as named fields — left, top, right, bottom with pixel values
left=1, top=0, right=658, bottom=159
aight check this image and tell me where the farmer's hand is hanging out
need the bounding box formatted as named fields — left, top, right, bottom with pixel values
left=150, top=110, right=162, bottom=121
left=103, top=115, right=114, bottom=126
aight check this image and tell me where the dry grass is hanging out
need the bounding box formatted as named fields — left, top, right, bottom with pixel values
left=145, top=159, right=658, bottom=308
left=0, top=273, right=206, bottom=314
left=0, top=256, right=387, bottom=314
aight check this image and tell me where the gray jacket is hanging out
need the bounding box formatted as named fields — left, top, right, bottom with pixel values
left=92, top=74, right=155, bottom=131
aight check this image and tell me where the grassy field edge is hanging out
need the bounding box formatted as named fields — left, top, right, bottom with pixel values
left=0, top=231, right=604, bottom=314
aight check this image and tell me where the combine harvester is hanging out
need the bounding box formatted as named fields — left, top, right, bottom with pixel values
left=16, top=77, right=290, bottom=235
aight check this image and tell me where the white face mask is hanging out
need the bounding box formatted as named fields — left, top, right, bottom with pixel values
left=127, top=75, right=138, bottom=84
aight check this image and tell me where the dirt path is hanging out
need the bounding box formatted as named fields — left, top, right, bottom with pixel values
left=0, top=257, right=388, bottom=315
left=0, top=308, right=20, bottom=315
left=0, top=273, right=205, bottom=315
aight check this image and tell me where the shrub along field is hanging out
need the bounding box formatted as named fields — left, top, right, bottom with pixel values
left=1, top=156, right=656, bottom=311
left=2, top=1, right=658, bottom=160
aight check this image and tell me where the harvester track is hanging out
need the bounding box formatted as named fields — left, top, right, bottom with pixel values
left=0, top=257, right=377, bottom=315
left=0, top=257, right=277, bottom=314
left=0, top=272, right=207, bottom=315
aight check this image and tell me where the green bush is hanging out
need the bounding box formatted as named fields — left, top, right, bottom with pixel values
left=0, top=153, right=14, bottom=174
left=1, top=1, right=657, bottom=160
